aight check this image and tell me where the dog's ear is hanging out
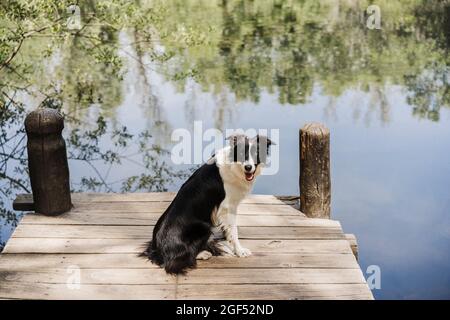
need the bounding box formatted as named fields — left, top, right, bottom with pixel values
left=226, top=133, right=247, bottom=147
left=252, top=135, right=275, bottom=158
left=253, top=135, right=276, bottom=147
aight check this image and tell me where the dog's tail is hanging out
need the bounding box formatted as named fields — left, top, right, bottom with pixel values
left=140, top=241, right=196, bottom=274
left=163, top=251, right=196, bottom=275
left=140, top=241, right=165, bottom=266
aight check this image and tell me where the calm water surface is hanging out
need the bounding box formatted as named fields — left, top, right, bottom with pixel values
left=1, top=0, right=449, bottom=299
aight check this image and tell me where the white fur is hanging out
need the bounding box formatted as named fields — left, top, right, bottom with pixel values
left=211, top=143, right=263, bottom=257
left=196, top=250, right=212, bottom=260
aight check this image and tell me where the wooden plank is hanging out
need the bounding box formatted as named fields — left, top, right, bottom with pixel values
left=177, top=284, right=373, bottom=300
left=239, top=227, right=345, bottom=240
left=70, top=193, right=286, bottom=204
left=2, top=238, right=145, bottom=254
left=0, top=282, right=372, bottom=300
left=0, top=253, right=358, bottom=269
left=0, top=268, right=176, bottom=285
left=13, top=194, right=34, bottom=211
left=11, top=224, right=345, bottom=240
left=14, top=193, right=291, bottom=205
left=0, top=268, right=364, bottom=285
left=21, top=212, right=163, bottom=226
left=0, top=282, right=175, bottom=300
left=21, top=213, right=338, bottom=227
left=67, top=202, right=303, bottom=215
left=345, top=233, right=358, bottom=260
left=178, top=268, right=366, bottom=284
left=3, top=239, right=354, bottom=254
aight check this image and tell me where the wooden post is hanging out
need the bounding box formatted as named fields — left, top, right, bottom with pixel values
left=299, top=123, right=331, bottom=218
left=25, top=108, right=72, bottom=215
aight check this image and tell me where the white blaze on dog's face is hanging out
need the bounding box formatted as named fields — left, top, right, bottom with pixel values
left=225, top=134, right=274, bottom=183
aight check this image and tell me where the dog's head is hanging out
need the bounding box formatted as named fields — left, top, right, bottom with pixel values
left=225, top=133, right=275, bottom=182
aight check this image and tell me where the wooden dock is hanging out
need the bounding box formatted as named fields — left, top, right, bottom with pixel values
left=2, top=112, right=372, bottom=299
left=0, top=192, right=373, bottom=300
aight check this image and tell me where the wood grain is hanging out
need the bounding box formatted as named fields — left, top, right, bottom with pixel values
left=21, top=212, right=337, bottom=227
left=0, top=253, right=357, bottom=269
left=2, top=192, right=373, bottom=300
left=0, top=282, right=175, bottom=300
left=177, top=284, right=373, bottom=300
left=11, top=224, right=345, bottom=240
left=0, top=268, right=364, bottom=285
left=3, top=239, right=354, bottom=254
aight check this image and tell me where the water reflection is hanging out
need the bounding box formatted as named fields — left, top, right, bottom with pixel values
left=0, top=0, right=449, bottom=299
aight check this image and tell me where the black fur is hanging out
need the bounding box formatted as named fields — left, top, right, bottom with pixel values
left=141, top=162, right=225, bottom=274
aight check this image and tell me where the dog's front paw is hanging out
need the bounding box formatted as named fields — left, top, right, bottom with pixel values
left=235, top=247, right=252, bottom=257
left=196, top=250, right=212, bottom=260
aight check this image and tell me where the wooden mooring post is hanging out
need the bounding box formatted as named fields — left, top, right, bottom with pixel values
left=23, top=108, right=72, bottom=215
left=299, top=122, right=331, bottom=219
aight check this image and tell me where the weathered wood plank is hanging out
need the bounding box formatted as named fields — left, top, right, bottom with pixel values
left=66, top=202, right=303, bottom=215
left=69, top=193, right=286, bottom=204
left=238, top=227, right=345, bottom=240
left=345, top=234, right=358, bottom=260
left=14, top=193, right=291, bottom=206
left=178, top=268, right=366, bottom=284
left=0, top=253, right=358, bottom=269
left=11, top=224, right=345, bottom=240
left=177, top=284, right=373, bottom=300
left=12, top=194, right=34, bottom=211
left=0, top=268, right=364, bottom=285
left=0, top=282, right=175, bottom=300
left=21, top=212, right=338, bottom=227
left=3, top=239, right=354, bottom=254
left=0, top=282, right=373, bottom=300
left=0, top=268, right=176, bottom=285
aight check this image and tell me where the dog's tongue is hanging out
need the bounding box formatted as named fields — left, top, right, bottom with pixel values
left=245, top=173, right=254, bottom=181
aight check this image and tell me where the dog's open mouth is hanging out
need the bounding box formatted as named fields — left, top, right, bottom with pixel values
left=245, top=172, right=255, bottom=181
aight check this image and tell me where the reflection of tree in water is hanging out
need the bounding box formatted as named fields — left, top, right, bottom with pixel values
left=158, top=0, right=450, bottom=124
left=127, top=29, right=173, bottom=146
left=402, top=0, right=450, bottom=122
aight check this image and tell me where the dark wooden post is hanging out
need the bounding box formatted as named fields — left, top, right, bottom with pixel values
left=25, top=108, right=72, bottom=215
left=299, top=123, right=331, bottom=219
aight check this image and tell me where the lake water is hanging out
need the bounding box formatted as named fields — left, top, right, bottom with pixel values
left=1, top=0, right=449, bottom=299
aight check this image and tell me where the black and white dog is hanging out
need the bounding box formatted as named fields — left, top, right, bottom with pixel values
left=141, top=134, right=274, bottom=274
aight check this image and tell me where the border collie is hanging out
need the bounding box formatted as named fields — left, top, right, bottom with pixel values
left=141, top=134, right=274, bottom=274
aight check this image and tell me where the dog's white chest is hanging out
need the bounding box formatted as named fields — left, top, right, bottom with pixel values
left=212, top=181, right=250, bottom=227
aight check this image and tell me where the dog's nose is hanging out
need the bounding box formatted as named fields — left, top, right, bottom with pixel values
left=244, top=165, right=252, bottom=172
